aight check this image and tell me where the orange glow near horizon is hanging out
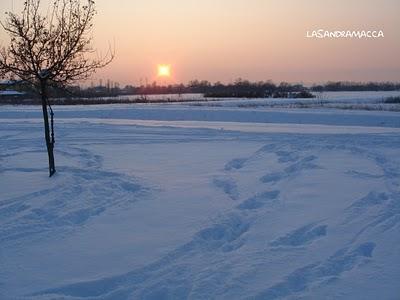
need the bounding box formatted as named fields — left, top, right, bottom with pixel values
left=0, top=0, right=399, bottom=85
left=157, top=65, right=171, bottom=78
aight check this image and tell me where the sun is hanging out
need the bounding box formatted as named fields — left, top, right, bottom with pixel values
left=157, top=64, right=171, bottom=77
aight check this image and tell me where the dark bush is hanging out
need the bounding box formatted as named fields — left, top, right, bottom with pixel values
left=292, top=91, right=315, bottom=98
left=384, top=96, right=400, bottom=104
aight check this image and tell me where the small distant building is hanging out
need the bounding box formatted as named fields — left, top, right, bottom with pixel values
left=0, top=80, right=28, bottom=100
left=0, top=80, right=16, bottom=86
left=0, top=90, right=26, bottom=97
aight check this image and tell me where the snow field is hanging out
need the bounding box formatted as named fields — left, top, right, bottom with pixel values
left=0, top=103, right=399, bottom=299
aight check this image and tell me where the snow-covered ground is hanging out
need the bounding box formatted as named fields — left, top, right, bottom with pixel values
left=15, top=91, right=399, bottom=111
left=1, top=102, right=399, bottom=299
left=191, top=91, right=400, bottom=111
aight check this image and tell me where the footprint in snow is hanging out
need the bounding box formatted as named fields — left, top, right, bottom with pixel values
left=224, top=157, right=248, bottom=171
left=213, top=177, right=239, bottom=201
left=260, top=172, right=285, bottom=184
left=269, top=223, right=328, bottom=248
left=345, top=170, right=384, bottom=179
left=32, top=213, right=250, bottom=299
left=260, top=155, right=322, bottom=185
left=275, top=150, right=300, bottom=163
left=284, top=155, right=321, bottom=174
left=0, top=167, right=145, bottom=244
left=237, top=190, right=280, bottom=211
left=254, top=242, right=376, bottom=300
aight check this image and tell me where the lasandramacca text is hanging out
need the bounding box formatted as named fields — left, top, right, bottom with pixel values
left=306, top=30, right=384, bottom=39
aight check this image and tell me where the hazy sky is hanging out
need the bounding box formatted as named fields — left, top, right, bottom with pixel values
left=1, top=0, right=399, bottom=85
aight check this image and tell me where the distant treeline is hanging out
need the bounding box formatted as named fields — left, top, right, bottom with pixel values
left=1, top=79, right=400, bottom=102
left=0, top=97, right=209, bottom=106
left=311, top=81, right=400, bottom=92
left=79, top=79, right=312, bottom=98
left=75, top=80, right=400, bottom=98
left=190, top=80, right=315, bottom=98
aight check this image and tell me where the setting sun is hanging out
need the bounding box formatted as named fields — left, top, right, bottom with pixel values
left=157, top=64, right=171, bottom=77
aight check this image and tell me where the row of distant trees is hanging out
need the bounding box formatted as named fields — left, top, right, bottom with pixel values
left=82, top=80, right=400, bottom=97
left=79, top=79, right=310, bottom=98
left=71, top=80, right=400, bottom=98
left=311, top=81, right=400, bottom=92
left=2, top=79, right=400, bottom=100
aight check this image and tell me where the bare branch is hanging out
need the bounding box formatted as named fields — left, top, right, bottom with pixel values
left=0, top=0, right=113, bottom=88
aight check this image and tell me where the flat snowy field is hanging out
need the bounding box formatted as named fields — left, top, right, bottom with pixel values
left=0, top=102, right=399, bottom=299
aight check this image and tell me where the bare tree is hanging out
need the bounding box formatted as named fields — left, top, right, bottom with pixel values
left=0, top=0, right=113, bottom=177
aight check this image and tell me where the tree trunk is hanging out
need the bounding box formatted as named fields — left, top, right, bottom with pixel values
left=40, top=80, right=56, bottom=177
